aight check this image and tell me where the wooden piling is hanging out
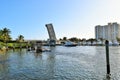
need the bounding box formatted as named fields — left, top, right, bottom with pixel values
left=105, top=40, right=111, bottom=77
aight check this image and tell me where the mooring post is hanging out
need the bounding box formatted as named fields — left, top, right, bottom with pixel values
left=105, top=40, right=111, bottom=77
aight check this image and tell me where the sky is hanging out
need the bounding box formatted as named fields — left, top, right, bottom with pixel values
left=0, top=0, right=120, bottom=40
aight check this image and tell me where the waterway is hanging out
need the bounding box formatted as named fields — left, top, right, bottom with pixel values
left=0, top=46, right=120, bottom=80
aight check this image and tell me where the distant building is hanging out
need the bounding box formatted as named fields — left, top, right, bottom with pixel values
left=95, top=22, right=120, bottom=42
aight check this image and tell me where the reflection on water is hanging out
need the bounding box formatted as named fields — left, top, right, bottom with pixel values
left=0, top=46, right=120, bottom=79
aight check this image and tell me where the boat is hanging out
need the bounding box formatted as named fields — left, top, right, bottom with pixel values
left=64, top=41, right=77, bottom=47
left=112, top=41, right=119, bottom=46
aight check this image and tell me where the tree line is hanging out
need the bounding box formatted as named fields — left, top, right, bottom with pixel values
left=0, top=27, right=26, bottom=50
left=59, top=37, right=97, bottom=43
left=0, top=28, right=24, bottom=43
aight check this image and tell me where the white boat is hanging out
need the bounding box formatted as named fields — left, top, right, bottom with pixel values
left=112, top=41, right=119, bottom=46
left=64, top=41, right=77, bottom=47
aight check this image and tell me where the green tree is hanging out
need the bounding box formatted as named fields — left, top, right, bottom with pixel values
left=81, top=38, right=86, bottom=41
left=1, top=28, right=11, bottom=42
left=87, top=38, right=96, bottom=45
left=0, top=28, right=11, bottom=49
left=78, top=38, right=82, bottom=42
left=0, top=30, right=3, bottom=41
left=17, top=35, right=24, bottom=42
left=59, top=38, right=62, bottom=41
left=117, top=37, right=120, bottom=43
left=69, top=37, right=79, bottom=42
left=63, top=37, right=67, bottom=41
left=16, top=35, right=24, bottom=48
left=99, top=38, right=105, bottom=45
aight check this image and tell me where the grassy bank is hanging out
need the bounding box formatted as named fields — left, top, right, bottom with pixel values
left=0, top=42, right=31, bottom=50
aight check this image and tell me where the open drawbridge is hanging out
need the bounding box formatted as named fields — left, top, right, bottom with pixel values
left=45, top=23, right=57, bottom=46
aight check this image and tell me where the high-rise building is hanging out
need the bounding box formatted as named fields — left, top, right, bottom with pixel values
left=95, top=22, right=120, bottom=42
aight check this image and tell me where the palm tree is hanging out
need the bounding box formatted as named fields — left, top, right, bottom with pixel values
left=1, top=28, right=11, bottom=42
left=0, top=28, right=11, bottom=49
left=63, top=37, right=67, bottom=41
left=0, top=29, right=3, bottom=41
left=17, top=35, right=24, bottom=42
left=16, top=35, right=24, bottom=49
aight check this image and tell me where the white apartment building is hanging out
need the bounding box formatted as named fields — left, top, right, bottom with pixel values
left=95, top=22, right=120, bottom=43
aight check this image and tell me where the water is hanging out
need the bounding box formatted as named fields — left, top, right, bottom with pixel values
left=0, top=46, right=120, bottom=80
